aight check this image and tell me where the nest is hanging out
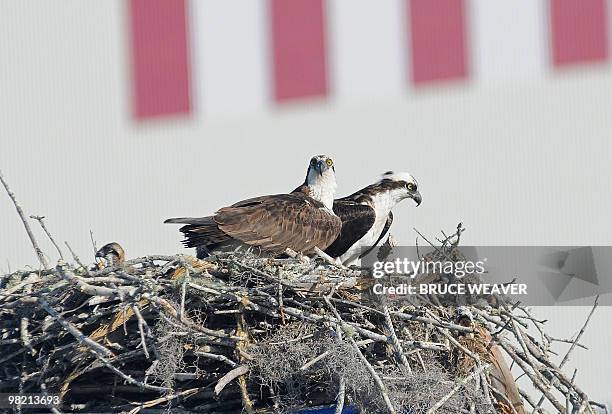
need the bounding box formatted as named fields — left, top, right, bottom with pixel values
left=0, top=228, right=604, bottom=414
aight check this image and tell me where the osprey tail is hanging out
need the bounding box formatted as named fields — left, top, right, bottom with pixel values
left=164, top=216, right=232, bottom=255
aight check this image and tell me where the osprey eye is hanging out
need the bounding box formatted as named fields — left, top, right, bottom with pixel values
left=407, top=182, right=416, bottom=191
left=326, top=159, right=333, bottom=167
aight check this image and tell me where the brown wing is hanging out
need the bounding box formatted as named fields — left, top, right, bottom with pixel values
left=214, top=193, right=341, bottom=254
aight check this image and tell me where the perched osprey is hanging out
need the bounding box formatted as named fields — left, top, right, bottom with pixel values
left=324, top=171, right=422, bottom=265
left=165, top=155, right=342, bottom=258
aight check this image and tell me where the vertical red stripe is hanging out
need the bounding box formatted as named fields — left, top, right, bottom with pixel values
left=408, top=0, right=468, bottom=84
left=270, top=0, right=328, bottom=102
left=129, top=0, right=191, bottom=119
left=550, top=0, right=608, bottom=66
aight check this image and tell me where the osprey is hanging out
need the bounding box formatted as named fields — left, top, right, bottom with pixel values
left=324, top=171, right=422, bottom=265
left=165, top=155, right=342, bottom=258
left=95, top=242, right=126, bottom=266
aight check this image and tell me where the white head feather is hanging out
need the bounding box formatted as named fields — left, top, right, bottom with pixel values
left=305, top=155, right=337, bottom=210
left=377, top=171, right=420, bottom=204
left=380, top=171, right=418, bottom=186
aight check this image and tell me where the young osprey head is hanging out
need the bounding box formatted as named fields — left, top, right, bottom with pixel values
left=303, top=155, right=337, bottom=209
left=378, top=171, right=422, bottom=206
left=95, top=242, right=126, bottom=266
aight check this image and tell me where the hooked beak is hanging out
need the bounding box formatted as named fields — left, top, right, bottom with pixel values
left=315, top=160, right=325, bottom=176
left=411, top=190, right=422, bottom=206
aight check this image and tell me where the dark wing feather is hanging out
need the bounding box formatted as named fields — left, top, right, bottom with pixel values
left=228, top=195, right=273, bottom=208
left=214, top=193, right=341, bottom=254
left=359, top=211, right=393, bottom=259
left=165, top=216, right=231, bottom=249
left=324, top=200, right=376, bottom=258
left=164, top=217, right=212, bottom=225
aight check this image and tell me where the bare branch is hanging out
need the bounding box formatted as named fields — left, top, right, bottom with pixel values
left=0, top=169, right=48, bottom=269
left=30, top=215, right=65, bottom=261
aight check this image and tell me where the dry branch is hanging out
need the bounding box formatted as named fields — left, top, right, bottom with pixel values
left=0, top=213, right=601, bottom=413
left=0, top=169, right=49, bottom=269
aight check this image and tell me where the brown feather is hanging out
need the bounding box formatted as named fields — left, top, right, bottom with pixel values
left=215, top=193, right=341, bottom=254
left=169, top=193, right=341, bottom=255
left=457, top=324, right=527, bottom=414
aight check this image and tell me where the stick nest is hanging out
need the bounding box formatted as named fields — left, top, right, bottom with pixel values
left=0, top=241, right=602, bottom=414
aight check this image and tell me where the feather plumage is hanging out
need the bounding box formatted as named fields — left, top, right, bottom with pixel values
left=165, top=155, right=342, bottom=258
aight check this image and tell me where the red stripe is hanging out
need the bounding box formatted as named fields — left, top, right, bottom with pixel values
left=270, top=0, right=328, bottom=102
left=129, top=0, right=191, bottom=119
left=408, top=0, right=468, bottom=84
left=550, top=0, right=608, bottom=66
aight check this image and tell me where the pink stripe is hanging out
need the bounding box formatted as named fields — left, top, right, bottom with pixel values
left=550, top=0, right=608, bottom=66
left=270, top=0, right=328, bottom=102
left=129, top=0, right=191, bottom=119
left=408, top=0, right=469, bottom=84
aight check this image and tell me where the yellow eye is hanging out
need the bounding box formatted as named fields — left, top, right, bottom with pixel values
left=407, top=182, right=416, bottom=191
left=326, top=159, right=333, bottom=167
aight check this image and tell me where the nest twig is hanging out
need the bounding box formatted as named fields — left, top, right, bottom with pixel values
left=0, top=170, right=605, bottom=414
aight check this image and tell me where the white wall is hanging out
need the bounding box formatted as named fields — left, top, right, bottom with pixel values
left=0, top=0, right=611, bottom=406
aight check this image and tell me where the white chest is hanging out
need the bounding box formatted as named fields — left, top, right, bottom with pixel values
left=306, top=170, right=337, bottom=210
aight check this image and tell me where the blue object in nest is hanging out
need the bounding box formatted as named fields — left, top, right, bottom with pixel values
left=293, top=406, right=358, bottom=414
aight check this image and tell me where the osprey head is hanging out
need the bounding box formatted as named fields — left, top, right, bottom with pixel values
left=304, top=155, right=337, bottom=209
left=307, top=155, right=335, bottom=177
left=95, top=242, right=125, bottom=266
left=379, top=171, right=422, bottom=206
